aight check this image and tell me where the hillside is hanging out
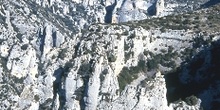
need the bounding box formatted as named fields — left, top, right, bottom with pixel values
left=0, top=0, right=220, bottom=110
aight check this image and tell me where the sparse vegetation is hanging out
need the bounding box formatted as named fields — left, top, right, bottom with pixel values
left=121, top=5, right=220, bottom=33
left=129, top=33, right=136, bottom=38
left=100, top=69, right=108, bottom=82
left=118, top=60, right=147, bottom=92
left=74, top=87, right=84, bottom=101
left=58, top=48, right=68, bottom=60
left=145, top=49, right=178, bottom=71
left=143, top=50, right=149, bottom=56
left=52, top=55, right=56, bottom=59
left=124, top=51, right=133, bottom=62
left=140, top=77, right=154, bottom=89
left=34, top=95, right=40, bottom=101
left=16, top=33, right=23, bottom=42
left=160, top=49, right=167, bottom=53
left=185, top=95, right=198, bottom=106
left=122, top=30, right=129, bottom=36
left=124, top=41, right=134, bottom=62
left=147, top=59, right=158, bottom=71
left=108, top=53, right=117, bottom=62
left=1, top=1, right=220, bottom=109
left=21, top=44, right=28, bottom=50
left=0, top=56, right=8, bottom=72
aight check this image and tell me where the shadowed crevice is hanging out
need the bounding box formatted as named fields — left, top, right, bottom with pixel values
left=147, top=0, right=158, bottom=16
left=38, top=27, right=46, bottom=55
left=76, top=60, right=94, bottom=109
left=52, top=67, right=67, bottom=110
left=104, top=0, right=117, bottom=23
left=52, top=31, right=57, bottom=47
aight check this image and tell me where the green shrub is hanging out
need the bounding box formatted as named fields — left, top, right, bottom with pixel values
left=122, top=31, right=129, bottom=36
left=118, top=60, right=147, bottom=92
left=160, top=49, right=167, bottom=53
left=0, top=56, right=8, bottom=72
left=34, top=95, right=40, bottom=101
left=58, top=48, right=68, bottom=60
left=185, top=95, right=198, bottom=106
left=143, top=50, right=149, bottom=56
left=166, top=61, right=177, bottom=68
left=160, top=27, right=166, bottom=32
left=118, top=67, right=132, bottom=92
left=124, top=51, right=133, bottom=62
left=21, top=44, right=28, bottom=50
left=100, top=69, right=108, bottom=82
left=146, top=49, right=178, bottom=70
left=129, top=33, right=136, bottom=38
left=124, top=42, right=130, bottom=51
left=163, top=53, right=172, bottom=61
left=147, top=59, right=158, bottom=71
left=108, top=54, right=117, bottom=62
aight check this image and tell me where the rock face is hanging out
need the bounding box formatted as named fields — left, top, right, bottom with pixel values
left=1, top=0, right=220, bottom=110
left=100, top=71, right=169, bottom=110
left=156, top=0, right=165, bottom=16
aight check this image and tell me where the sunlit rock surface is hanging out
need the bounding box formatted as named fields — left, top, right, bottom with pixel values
left=0, top=0, right=220, bottom=110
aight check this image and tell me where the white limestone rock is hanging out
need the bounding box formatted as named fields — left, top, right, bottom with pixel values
left=6, top=44, right=38, bottom=79
left=0, top=0, right=219, bottom=110
left=156, top=0, right=165, bottom=16
left=98, top=71, right=169, bottom=110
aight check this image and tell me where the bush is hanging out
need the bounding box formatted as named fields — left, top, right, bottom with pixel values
left=163, top=53, right=171, bottom=61
left=147, top=59, right=158, bottom=71
left=58, top=48, right=68, bottom=60
left=185, top=95, right=198, bottom=106
left=168, top=46, right=174, bottom=53
left=118, top=60, right=147, bottom=92
left=160, top=27, right=166, bottom=32
left=124, top=51, right=133, bottom=62
left=140, top=77, right=153, bottom=87
left=0, top=56, right=8, bottom=72
left=118, top=67, right=132, bottom=92
left=108, top=54, right=117, bottom=62
left=146, top=49, right=178, bottom=70
left=21, top=44, right=28, bottom=50
left=129, top=33, right=136, bottom=38
left=100, top=69, right=108, bottom=82
left=160, top=49, right=167, bottom=53
left=166, top=61, right=177, bottom=68
left=122, top=30, right=129, bottom=36
left=143, top=50, right=149, bottom=56
left=34, top=95, right=40, bottom=101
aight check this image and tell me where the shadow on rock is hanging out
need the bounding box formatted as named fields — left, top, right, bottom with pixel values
left=104, top=0, right=117, bottom=23
left=52, top=67, right=67, bottom=110
left=147, top=2, right=157, bottom=16
left=165, top=39, right=220, bottom=109
left=201, top=0, right=220, bottom=8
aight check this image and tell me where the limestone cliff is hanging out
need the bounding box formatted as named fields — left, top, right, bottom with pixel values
left=0, top=0, right=220, bottom=110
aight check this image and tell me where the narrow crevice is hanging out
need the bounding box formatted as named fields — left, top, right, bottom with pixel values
left=76, top=60, right=94, bottom=109
left=52, top=67, right=67, bottom=110
left=73, top=42, right=81, bottom=58
left=52, top=30, right=57, bottom=47
left=38, top=27, right=46, bottom=55
left=121, top=0, right=127, bottom=9
left=132, top=91, right=141, bottom=109
left=147, top=0, right=157, bottom=16
left=104, top=0, right=117, bottom=23
left=100, top=0, right=105, bottom=6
